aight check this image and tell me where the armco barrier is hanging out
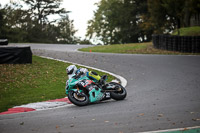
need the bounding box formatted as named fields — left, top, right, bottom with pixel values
left=152, top=34, right=200, bottom=53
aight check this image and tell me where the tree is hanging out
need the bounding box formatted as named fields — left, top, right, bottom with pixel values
left=0, top=1, right=78, bottom=44
left=87, top=0, right=122, bottom=45
left=0, top=3, right=31, bottom=42
left=57, top=15, right=78, bottom=44
left=21, top=0, right=69, bottom=43
left=22, top=0, right=67, bottom=25
left=0, top=4, right=7, bottom=39
left=86, top=0, right=151, bottom=45
left=145, top=0, right=200, bottom=34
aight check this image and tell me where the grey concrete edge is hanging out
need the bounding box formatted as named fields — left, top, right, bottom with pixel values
left=40, top=56, right=127, bottom=88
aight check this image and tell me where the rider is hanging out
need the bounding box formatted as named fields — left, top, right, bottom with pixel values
left=66, top=65, right=88, bottom=79
left=66, top=65, right=102, bottom=82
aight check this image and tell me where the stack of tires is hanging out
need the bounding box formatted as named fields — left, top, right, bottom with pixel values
left=152, top=34, right=200, bottom=53
left=152, top=34, right=160, bottom=49
left=0, top=39, right=8, bottom=45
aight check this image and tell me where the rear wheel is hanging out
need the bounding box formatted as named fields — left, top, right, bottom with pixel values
left=110, top=82, right=127, bottom=100
left=68, top=90, right=89, bottom=106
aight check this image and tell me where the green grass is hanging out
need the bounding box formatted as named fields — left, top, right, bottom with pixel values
left=79, top=42, right=199, bottom=55
left=172, top=26, right=200, bottom=36
left=0, top=55, right=114, bottom=112
left=80, top=43, right=148, bottom=53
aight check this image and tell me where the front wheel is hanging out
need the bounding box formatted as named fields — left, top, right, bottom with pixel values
left=68, top=90, right=89, bottom=106
left=110, top=82, right=127, bottom=100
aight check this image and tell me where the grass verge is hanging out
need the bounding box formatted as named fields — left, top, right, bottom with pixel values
left=0, top=55, right=114, bottom=112
left=79, top=42, right=200, bottom=55
left=172, top=26, right=200, bottom=36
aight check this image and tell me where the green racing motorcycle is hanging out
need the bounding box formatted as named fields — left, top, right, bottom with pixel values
left=65, top=72, right=127, bottom=106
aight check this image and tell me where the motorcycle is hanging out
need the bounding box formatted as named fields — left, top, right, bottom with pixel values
left=65, top=72, right=127, bottom=106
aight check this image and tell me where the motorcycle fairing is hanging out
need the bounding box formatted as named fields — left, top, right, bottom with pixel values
left=89, top=87, right=104, bottom=103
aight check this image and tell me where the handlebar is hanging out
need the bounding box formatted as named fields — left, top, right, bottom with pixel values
left=74, top=72, right=83, bottom=79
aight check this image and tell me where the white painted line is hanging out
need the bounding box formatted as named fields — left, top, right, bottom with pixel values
left=138, top=126, right=200, bottom=133
left=14, top=102, right=68, bottom=111
left=40, top=56, right=128, bottom=87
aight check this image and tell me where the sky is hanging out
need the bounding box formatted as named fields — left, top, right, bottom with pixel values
left=61, top=0, right=100, bottom=39
left=0, top=0, right=100, bottom=40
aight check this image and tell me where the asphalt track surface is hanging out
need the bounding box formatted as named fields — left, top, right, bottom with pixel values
left=0, top=44, right=200, bottom=133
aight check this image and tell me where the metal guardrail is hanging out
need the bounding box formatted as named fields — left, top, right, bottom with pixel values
left=152, top=34, right=200, bottom=53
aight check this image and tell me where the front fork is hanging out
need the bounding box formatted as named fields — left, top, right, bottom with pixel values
left=76, top=86, right=84, bottom=97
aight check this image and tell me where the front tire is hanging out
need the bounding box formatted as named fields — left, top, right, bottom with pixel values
left=110, top=82, right=127, bottom=100
left=68, top=90, right=89, bottom=106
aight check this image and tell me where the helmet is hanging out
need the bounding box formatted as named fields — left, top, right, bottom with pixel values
left=66, top=65, right=77, bottom=75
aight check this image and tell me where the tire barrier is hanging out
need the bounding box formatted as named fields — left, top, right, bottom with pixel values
left=0, top=39, right=8, bottom=45
left=152, top=34, right=200, bottom=53
left=0, top=46, right=32, bottom=64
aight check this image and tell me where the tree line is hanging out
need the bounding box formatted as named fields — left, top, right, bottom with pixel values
left=86, top=0, right=200, bottom=45
left=0, top=0, right=199, bottom=45
left=0, top=0, right=86, bottom=44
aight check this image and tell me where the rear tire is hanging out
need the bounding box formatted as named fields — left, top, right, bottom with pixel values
left=110, top=82, right=127, bottom=100
left=68, top=90, right=89, bottom=106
